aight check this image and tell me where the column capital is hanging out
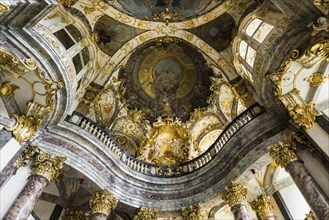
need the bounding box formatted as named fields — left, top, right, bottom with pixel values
left=31, top=150, right=66, bottom=182
left=89, top=189, right=118, bottom=216
left=181, top=203, right=204, bottom=220
left=64, top=207, right=90, bottom=220
left=135, top=207, right=159, bottom=220
left=269, top=134, right=298, bottom=168
left=250, top=194, right=274, bottom=219
left=220, top=181, right=247, bottom=207
left=5, top=114, right=42, bottom=145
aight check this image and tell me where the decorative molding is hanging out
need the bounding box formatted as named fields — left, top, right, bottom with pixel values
left=89, top=189, right=118, bottom=216
left=0, top=82, right=19, bottom=96
left=31, top=150, right=66, bottom=182
left=250, top=194, right=274, bottom=219
left=220, top=181, right=247, bottom=207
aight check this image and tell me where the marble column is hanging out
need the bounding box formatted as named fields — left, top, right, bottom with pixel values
left=250, top=194, right=276, bottom=220
left=220, top=181, right=250, bottom=220
left=269, top=134, right=329, bottom=220
left=89, top=189, right=118, bottom=220
left=3, top=151, right=66, bottom=220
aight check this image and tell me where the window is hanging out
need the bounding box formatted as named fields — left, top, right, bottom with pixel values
left=239, top=40, right=256, bottom=68
left=246, top=19, right=274, bottom=43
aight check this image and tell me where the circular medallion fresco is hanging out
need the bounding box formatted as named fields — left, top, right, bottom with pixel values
left=121, top=39, right=212, bottom=122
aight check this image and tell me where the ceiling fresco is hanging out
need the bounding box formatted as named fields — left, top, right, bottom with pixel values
left=107, top=0, right=225, bottom=21
left=120, top=39, right=212, bottom=122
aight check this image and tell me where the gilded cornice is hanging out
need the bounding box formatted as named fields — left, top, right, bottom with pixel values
left=250, top=194, right=274, bottom=219
left=135, top=207, right=159, bottom=220
left=220, top=181, right=247, bottom=207
left=181, top=203, right=204, bottom=220
left=89, top=189, right=118, bottom=216
left=31, top=150, right=66, bottom=182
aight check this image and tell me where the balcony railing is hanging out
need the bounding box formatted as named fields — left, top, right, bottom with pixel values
left=66, top=103, right=265, bottom=177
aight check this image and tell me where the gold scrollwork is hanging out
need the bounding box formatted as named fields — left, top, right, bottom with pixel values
left=0, top=82, right=19, bottom=96
left=250, top=194, right=274, bottom=220
left=181, top=203, right=204, bottom=220
left=5, top=114, right=42, bottom=145
left=89, top=189, right=118, bottom=216
left=31, top=150, right=66, bottom=182
left=220, top=181, right=247, bottom=207
left=135, top=207, right=159, bottom=220
left=268, top=40, right=328, bottom=130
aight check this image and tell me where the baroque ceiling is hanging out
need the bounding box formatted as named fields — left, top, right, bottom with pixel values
left=3, top=0, right=327, bottom=216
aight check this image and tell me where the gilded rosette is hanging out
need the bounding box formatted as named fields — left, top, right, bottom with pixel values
left=135, top=207, right=159, bottom=220
left=89, top=189, right=118, bottom=216
left=31, top=151, right=66, bottom=182
left=220, top=181, right=247, bottom=207
left=250, top=195, right=274, bottom=219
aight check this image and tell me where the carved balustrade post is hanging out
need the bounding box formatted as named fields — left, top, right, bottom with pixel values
left=3, top=150, right=66, bottom=219
left=89, top=189, right=118, bottom=220
left=269, top=134, right=329, bottom=219
left=134, top=207, right=159, bottom=220
left=250, top=194, right=275, bottom=220
left=220, top=181, right=250, bottom=220
left=181, top=203, right=205, bottom=220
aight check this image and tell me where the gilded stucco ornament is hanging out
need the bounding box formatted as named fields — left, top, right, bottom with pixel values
left=5, top=114, right=42, bottom=145
left=134, top=207, right=159, bottom=220
left=89, top=189, right=118, bottom=216
left=314, top=0, right=329, bottom=14
left=13, top=145, right=39, bottom=168
left=268, top=134, right=298, bottom=168
left=0, top=3, right=9, bottom=15
left=137, top=117, right=198, bottom=166
left=151, top=8, right=184, bottom=25
left=286, top=102, right=320, bottom=130
left=181, top=203, right=205, bottom=220
left=0, top=82, right=19, bottom=96
left=220, top=181, right=247, bottom=207
left=268, top=40, right=328, bottom=130
left=31, top=150, right=66, bottom=182
left=250, top=194, right=274, bottom=220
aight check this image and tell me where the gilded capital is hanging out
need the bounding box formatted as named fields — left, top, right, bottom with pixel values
left=135, top=207, right=159, bottom=220
left=220, top=181, right=247, bottom=207
left=31, top=151, right=66, bottom=182
left=63, top=207, right=89, bottom=220
left=5, top=114, right=42, bottom=145
left=13, top=145, right=39, bottom=168
left=89, top=189, right=118, bottom=216
left=250, top=194, right=274, bottom=219
left=181, top=203, right=205, bottom=220
left=269, top=135, right=298, bottom=168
